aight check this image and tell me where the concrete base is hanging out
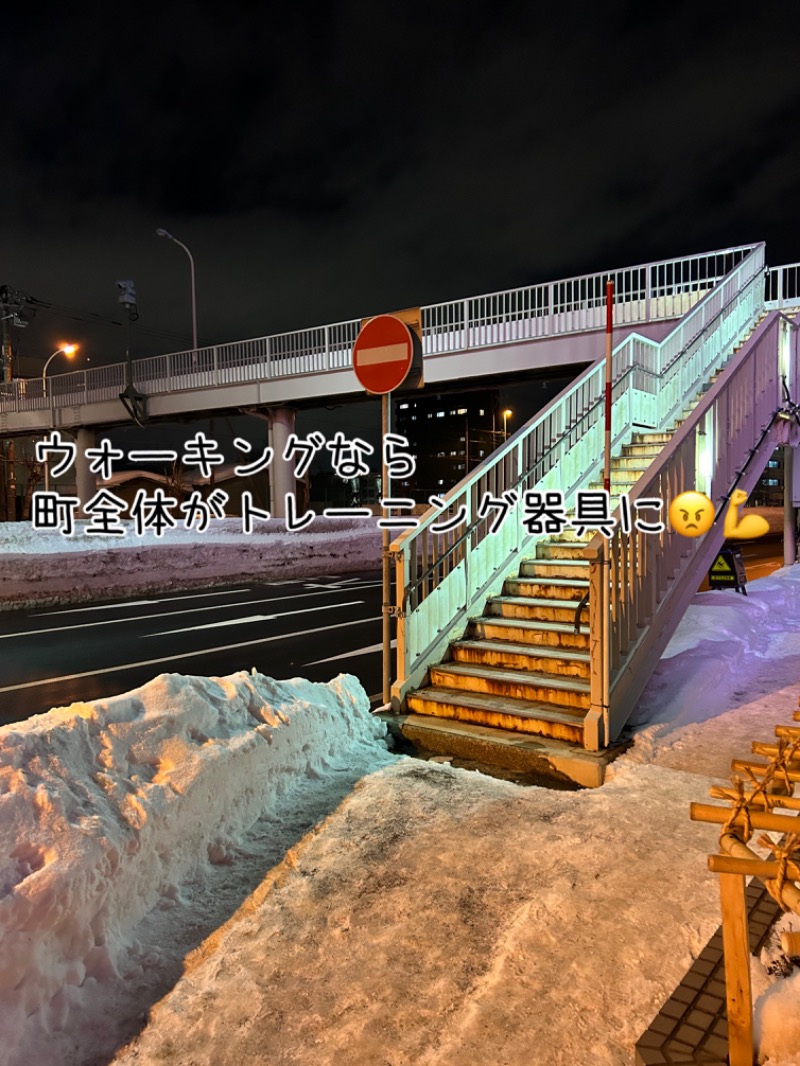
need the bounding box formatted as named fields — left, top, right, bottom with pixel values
left=377, top=712, right=627, bottom=789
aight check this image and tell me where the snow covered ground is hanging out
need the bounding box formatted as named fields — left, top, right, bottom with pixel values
left=0, top=517, right=384, bottom=608
left=3, top=522, right=800, bottom=1064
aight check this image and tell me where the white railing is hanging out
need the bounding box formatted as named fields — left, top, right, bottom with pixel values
left=0, top=245, right=757, bottom=416
left=585, top=310, right=794, bottom=748
left=766, top=262, right=800, bottom=308
left=389, top=244, right=766, bottom=708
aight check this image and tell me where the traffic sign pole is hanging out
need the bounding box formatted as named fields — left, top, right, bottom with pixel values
left=382, top=392, right=391, bottom=705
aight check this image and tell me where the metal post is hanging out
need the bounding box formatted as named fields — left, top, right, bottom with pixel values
left=603, top=279, right=614, bottom=493
left=382, top=392, right=391, bottom=705
left=784, top=445, right=796, bottom=567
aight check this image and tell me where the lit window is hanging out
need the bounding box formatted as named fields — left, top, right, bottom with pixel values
left=436, top=411, right=445, bottom=418
left=438, top=479, right=445, bottom=485
left=457, top=408, right=467, bottom=415
left=479, top=409, right=484, bottom=415
left=399, top=403, right=409, bottom=410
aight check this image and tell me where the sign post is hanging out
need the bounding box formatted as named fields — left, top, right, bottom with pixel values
left=352, top=315, right=418, bottom=706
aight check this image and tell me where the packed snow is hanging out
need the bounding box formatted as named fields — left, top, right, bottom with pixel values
left=0, top=516, right=383, bottom=608
left=3, top=521, right=800, bottom=1064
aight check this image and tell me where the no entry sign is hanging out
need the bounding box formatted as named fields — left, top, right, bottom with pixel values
left=352, top=314, right=414, bottom=394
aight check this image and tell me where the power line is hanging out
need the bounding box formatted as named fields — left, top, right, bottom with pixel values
left=27, top=296, right=188, bottom=345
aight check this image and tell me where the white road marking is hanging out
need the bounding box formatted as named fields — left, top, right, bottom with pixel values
left=0, top=587, right=382, bottom=640
left=0, top=616, right=381, bottom=694
left=305, top=639, right=396, bottom=665
left=145, top=601, right=363, bottom=637
left=39, top=589, right=253, bottom=615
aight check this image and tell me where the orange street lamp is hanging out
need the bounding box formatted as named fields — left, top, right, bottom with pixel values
left=42, top=343, right=78, bottom=398
left=503, top=408, right=513, bottom=440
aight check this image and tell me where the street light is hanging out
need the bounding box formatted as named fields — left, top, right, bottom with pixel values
left=156, top=228, right=198, bottom=350
left=42, top=343, right=77, bottom=398
left=42, top=344, right=77, bottom=491
left=503, top=408, right=513, bottom=440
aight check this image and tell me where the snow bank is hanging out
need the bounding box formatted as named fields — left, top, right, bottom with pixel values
left=0, top=670, right=389, bottom=1065
left=0, top=517, right=383, bottom=608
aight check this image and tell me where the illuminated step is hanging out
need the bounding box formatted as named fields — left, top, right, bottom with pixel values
left=404, top=687, right=586, bottom=744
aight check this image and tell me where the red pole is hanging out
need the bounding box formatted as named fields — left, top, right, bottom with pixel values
left=603, top=280, right=614, bottom=493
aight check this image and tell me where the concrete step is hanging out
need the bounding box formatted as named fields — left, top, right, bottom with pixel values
left=468, top=615, right=589, bottom=650
left=534, top=540, right=591, bottom=561
left=587, top=479, right=638, bottom=493
left=404, top=687, right=586, bottom=744
left=519, top=557, right=590, bottom=580
left=503, top=576, right=590, bottom=601
left=487, top=595, right=587, bottom=624
left=611, top=456, right=654, bottom=471
left=541, top=528, right=594, bottom=545
left=378, top=713, right=614, bottom=788
left=450, top=638, right=590, bottom=678
left=622, top=443, right=667, bottom=458
left=631, top=432, right=672, bottom=445
left=428, top=661, right=591, bottom=710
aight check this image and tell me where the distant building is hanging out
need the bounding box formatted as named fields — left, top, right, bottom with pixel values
left=394, top=389, right=502, bottom=501
left=749, top=448, right=784, bottom=507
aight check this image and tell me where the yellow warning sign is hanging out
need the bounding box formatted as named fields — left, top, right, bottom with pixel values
left=711, top=556, right=733, bottom=573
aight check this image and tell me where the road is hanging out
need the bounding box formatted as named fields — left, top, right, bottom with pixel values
left=0, top=571, right=388, bottom=726
left=698, top=533, right=789, bottom=591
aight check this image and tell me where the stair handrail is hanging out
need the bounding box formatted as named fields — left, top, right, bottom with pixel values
left=391, top=244, right=766, bottom=706
left=583, top=307, right=795, bottom=749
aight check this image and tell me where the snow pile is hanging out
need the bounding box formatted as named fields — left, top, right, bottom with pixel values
left=0, top=517, right=383, bottom=608
left=0, top=671, right=390, bottom=1065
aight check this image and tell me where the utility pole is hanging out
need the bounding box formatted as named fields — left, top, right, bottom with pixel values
left=0, top=285, right=30, bottom=521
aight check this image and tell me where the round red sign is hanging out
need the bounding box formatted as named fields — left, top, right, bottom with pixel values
left=352, top=315, right=414, bottom=394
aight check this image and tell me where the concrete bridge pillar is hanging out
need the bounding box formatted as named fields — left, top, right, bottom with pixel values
left=268, top=407, right=296, bottom=519
left=75, top=427, right=96, bottom=513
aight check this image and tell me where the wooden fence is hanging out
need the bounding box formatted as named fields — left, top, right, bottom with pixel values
left=690, top=702, right=800, bottom=1065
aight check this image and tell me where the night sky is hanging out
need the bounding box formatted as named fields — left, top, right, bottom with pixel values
left=2, top=1, right=799, bottom=370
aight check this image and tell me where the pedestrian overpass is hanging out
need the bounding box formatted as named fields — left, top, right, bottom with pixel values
left=3, top=241, right=800, bottom=783
left=2, top=242, right=796, bottom=519
left=386, top=244, right=800, bottom=783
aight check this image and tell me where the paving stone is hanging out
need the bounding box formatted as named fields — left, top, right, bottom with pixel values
left=660, top=997, right=686, bottom=1020
left=695, top=993, right=722, bottom=1014
left=674, top=1024, right=705, bottom=1046
left=635, top=875, right=782, bottom=1065
left=635, top=1046, right=667, bottom=1066
left=686, top=1009, right=715, bottom=1030
left=650, top=1014, right=677, bottom=1037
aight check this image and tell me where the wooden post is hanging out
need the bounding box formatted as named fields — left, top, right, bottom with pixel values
left=719, top=871, right=754, bottom=1066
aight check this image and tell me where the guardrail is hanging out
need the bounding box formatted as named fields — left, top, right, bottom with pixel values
left=389, top=244, right=766, bottom=709
left=0, top=245, right=757, bottom=416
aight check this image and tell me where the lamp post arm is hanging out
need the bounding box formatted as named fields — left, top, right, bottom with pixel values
left=172, top=237, right=198, bottom=350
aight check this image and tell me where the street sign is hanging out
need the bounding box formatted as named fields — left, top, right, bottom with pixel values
left=709, top=548, right=747, bottom=593
left=353, top=314, right=415, bottom=395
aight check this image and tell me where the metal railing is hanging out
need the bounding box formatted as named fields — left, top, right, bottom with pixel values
left=766, top=262, right=800, bottom=308
left=0, top=245, right=757, bottom=416
left=389, top=244, right=766, bottom=708
left=584, top=310, right=794, bottom=748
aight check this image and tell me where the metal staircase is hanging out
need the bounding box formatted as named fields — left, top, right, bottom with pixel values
left=389, top=245, right=798, bottom=779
